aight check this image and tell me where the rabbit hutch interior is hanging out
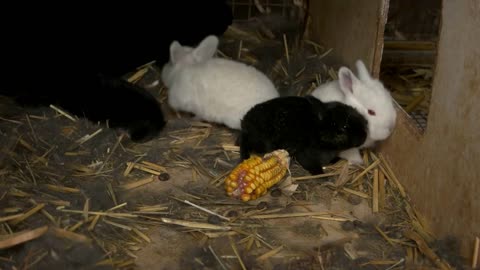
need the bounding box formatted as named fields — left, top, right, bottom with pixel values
left=0, top=0, right=478, bottom=269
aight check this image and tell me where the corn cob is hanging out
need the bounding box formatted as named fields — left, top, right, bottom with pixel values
left=225, top=149, right=290, bottom=202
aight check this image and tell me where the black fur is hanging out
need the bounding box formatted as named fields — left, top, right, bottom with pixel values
left=239, top=95, right=368, bottom=174
left=0, top=1, right=233, bottom=142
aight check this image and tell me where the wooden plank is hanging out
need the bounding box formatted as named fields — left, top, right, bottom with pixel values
left=309, top=0, right=388, bottom=77
left=379, top=0, right=480, bottom=258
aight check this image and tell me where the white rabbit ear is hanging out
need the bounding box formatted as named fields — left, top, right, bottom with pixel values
left=193, top=35, right=219, bottom=62
left=338, top=67, right=359, bottom=96
left=169, top=41, right=183, bottom=63
left=355, top=59, right=372, bottom=81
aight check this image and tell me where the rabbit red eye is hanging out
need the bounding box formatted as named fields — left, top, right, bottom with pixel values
left=368, top=109, right=376, bottom=116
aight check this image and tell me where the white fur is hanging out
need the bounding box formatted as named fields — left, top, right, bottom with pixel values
left=161, top=35, right=279, bottom=129
left=311, top=60, right=397, bottom=164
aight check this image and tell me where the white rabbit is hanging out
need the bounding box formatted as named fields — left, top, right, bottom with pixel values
left=161, top=35, right=279, bottom=130
left=311, top=60, right=397, bottom=164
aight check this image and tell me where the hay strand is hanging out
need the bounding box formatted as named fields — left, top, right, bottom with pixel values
left=127, top=67, right=149, bottom=83
left=403, top=230, right=452, bottom=270
left=473, top=236, right=479, bottom=268
left=74, top=128, right=103, bottom=145
left=88, top=215, right=101, bottom=231
left=9, top=203, right=45, bottom=226
left=229, top=236, right=247, bottom=270
left=160, top=218, right=231, bottom=231
left=372, top=168, right=379, bottom=213
left=292, top=172, right=339, bottom=181
left=51, top=227, right=91, bottom=243
left=119, top=176, right=155, bottom=190
left=375, top=226, right=395, bottom=247
left=283, top=34, right=290, bottom=64
left=334, top=162, right=350, bottom=187
left=58, top=209, right=137, bottom=218
left=0, top=214, right=24, bottom=223
left=209, top=245, right=228, bottom=270
left=106, top=202, right=127, bottom=212
left=257, top=245, right=284, bottom=261
left=68, top=216, right=96, bottom=232
left=378, top=170, right=386, bottom=210
left=140, top=161, right=167, bottom=173
left=0, top=116, right=23, bottom=124
left=249, top=212, right=336, bottom=219
left=106, top=182, right=118, bottom=206
left=132, top=228, right=151, bottom=243
left=311, top=216, right=350, bottom=222
left=45, top=184, right=80, bottom=193
left=103, top=219, right=132, bottom=231
left=222, top=144, right=239, bottom=152
left=237, top=40, right=243, bottom=59
left=49, top=105, right=76, bottom=122
left=342, top=187, right=370, bottom=199
left=377, top=153, right=406, bottom=197
left=384, top=258, right=406, bottom=270
left=351, top=159, right=381, bottom=184
left=182, top=200, right=230, bottom=221
left=0, top=225, right=48, bottom=249
left=126, top=162, right=165, bottom=175
left=41, top=209, right=57, bottom=226
left=96, top=133, right=124, bottom=173
left=25, top=114, right=38, bottom=143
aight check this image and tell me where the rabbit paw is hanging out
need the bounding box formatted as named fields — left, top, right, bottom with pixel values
left=339, top=149, right=364, bottom=165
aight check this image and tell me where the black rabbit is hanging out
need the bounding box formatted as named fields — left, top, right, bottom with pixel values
left=0, top=1, right=233, bottom=142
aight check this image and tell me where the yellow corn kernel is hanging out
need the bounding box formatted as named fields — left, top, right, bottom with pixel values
left=225, top=149, right=290, bottom=202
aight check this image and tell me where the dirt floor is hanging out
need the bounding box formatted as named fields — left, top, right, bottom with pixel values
left=0, top=13, right=470, bottom=270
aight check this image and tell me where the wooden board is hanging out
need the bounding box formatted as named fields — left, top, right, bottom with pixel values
left=379, top=0, right=480, bottom=257
left=308, top=0, right=388, bottom=77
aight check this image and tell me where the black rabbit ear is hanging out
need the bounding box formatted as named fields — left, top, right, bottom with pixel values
left=305, top=95, right=326, bottom=119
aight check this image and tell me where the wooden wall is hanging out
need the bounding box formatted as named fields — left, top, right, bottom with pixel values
left=380, top=0, right=480, bottom=256
left=309, top=0, right=480, bottom=258
left=309, top=0, right=388, bottom=77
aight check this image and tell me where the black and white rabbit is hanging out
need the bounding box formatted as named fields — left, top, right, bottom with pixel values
left=311, top=60, right=397, bottom=164
left=238, top=95, right=368, bottom=174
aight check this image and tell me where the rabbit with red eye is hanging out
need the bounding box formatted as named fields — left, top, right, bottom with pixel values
left=311, top=60, right=397, bottom=164
left=238, top=95, right=368, bottom=175
left=161, top=35, right=280, bottom=130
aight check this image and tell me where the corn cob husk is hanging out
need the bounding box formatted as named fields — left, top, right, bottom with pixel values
left=225, top=149, right=290, bottom=202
